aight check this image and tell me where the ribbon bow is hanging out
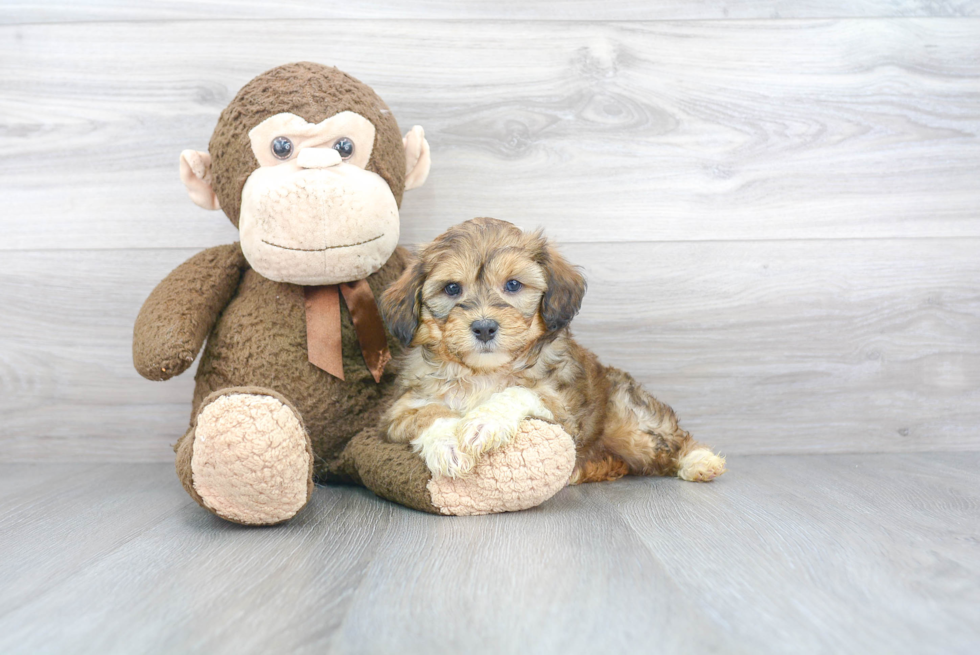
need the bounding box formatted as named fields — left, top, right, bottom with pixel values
left=304, top=280, right=391, bottom=383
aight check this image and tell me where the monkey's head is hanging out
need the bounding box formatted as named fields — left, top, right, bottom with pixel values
left=179, top=62, right=431, bottom=285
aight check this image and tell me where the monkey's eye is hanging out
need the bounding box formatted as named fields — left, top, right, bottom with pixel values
left=333, top=137, right=354, bottom=160
left=504, top=279, right=523, bottom=293
left=271, top=136, right=293, bottom=160
left=444, top=282, right=462, bottom=297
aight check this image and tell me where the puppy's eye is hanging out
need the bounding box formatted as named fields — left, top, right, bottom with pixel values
left=333, top=137, right=354, bottom=160
left=504, top=279, right=523, bottom=293
left=444, top=282, right=462, bottom=297
left=271, top=136, right=293, bottom=160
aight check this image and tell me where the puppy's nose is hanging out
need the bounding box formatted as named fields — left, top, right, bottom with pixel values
left=471, top=319, right=499, bottom=343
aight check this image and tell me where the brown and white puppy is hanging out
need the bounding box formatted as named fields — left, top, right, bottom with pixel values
left=380, top=217, right=726, bottom=484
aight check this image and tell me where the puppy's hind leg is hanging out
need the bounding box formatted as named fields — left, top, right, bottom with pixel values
left=600, top=369, right=726, bottom=482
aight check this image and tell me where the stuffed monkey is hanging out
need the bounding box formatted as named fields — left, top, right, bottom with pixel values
left=133, top=63, right=575, bottom=524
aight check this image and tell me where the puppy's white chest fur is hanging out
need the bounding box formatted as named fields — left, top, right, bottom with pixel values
left=441, top=374, right=511, bottom=414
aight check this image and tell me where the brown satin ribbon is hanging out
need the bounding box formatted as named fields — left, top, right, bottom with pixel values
left=304, top=280, right=391, bottom=383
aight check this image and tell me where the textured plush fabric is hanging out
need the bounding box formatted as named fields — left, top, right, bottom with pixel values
left=189, top=244, right=409, bottom=475
left=402, top=125, right=430, bottom=190
left=133, top=243, right=246, bottom=381
left=337, top=427, right=441, bottom=514
left=191, top=391, right=314, bottom=525
left=179, top=150, right=220, bottom=210
left=175, top=386, right=315, bottom=525
left=426, top=419, right=576, bottom=516
left=337, top=420, right=576, bottom=516
left=209, top=62, right=407, bottom=227
left=175, top=426, right=204, bottom=509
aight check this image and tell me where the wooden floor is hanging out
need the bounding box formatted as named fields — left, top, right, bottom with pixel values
left=2, top=453, right=978, bottom=654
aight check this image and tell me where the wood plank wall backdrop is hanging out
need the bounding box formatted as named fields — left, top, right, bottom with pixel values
left=1, top=3, right=978, bottom=461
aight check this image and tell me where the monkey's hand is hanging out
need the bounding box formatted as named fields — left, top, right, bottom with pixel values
left=457, top=387, right=554, bottom=458
left=133, top=243, right=246, bottom=381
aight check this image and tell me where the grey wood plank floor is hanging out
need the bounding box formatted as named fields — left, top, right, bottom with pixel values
left=1, top=454, right=977, bottom=654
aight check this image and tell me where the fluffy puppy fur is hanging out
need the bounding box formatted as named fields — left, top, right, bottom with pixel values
left=380, top=218, right=726, bottom=484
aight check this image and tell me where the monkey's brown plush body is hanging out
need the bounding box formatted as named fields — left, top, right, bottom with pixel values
left=133, top=63, right=575, bottom=525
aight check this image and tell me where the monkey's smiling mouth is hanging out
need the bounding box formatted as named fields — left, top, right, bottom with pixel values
left=261, top=234, right=384, bottom=252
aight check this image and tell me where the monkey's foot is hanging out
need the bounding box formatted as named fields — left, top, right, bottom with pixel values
left=427, top=419, right=576, bottom=515
left=677, top=449, right=727, bottom=482
left=188, top=392, right=313, bottom=525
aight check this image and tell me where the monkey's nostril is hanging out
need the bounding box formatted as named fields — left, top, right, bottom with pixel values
left=471, top=319, right=499, bottom=343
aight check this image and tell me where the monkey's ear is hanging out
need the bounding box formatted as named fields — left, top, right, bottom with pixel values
left=179, top=150, right=221, bottom=211
left=402, top=126, right=431, bottom=191
left=380, top=259, right=426, bottom=347
left=539, top=241, right=587, bottom=332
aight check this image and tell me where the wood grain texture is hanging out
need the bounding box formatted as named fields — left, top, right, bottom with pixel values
left=607, top=452, right=980, bottom=654
left=2, top=239, right=977, bottom=461
left=0, top=455, right=977, bottom=654
left=2, top=0, right=978, bottom=23
left=1, top=19, right=979, bottom=249
left=0, top=464, right=181, bottom=617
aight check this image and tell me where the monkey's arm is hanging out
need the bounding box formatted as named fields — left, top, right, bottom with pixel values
left=133, top=243, right=247, bottom=381
left=337, top=418, right=577, bottom=516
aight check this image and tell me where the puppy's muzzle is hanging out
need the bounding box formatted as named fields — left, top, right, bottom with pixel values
left=471, top=319, right=499, bottom=343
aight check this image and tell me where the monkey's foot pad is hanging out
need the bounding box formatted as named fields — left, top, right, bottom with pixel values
left=427, top=418, right=576, bottom=516
left=191, top=393, right=313, bottom=525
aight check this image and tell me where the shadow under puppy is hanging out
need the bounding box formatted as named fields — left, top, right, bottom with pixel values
left=380, top=217, right=726, bottom=485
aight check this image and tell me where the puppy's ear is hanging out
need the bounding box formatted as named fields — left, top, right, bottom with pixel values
left=381, top=258, right=426, bottom=347
left=539, top=240, right=587, bottom=332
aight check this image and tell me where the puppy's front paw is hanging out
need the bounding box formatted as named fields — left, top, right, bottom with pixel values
left=457, top=414, right=516, bottom=455
left=677, top=449, right=727, bottom=482
left=412, top=418, right=474, bottom=478
left=458, top=387, right=553, bottom=456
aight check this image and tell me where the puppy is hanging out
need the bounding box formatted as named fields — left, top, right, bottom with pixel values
left=379, top=218, right=726, bottom=484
